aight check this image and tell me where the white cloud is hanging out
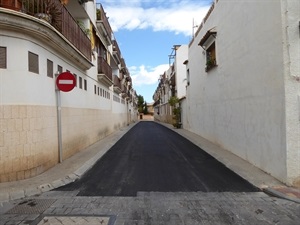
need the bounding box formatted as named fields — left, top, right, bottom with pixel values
left=101, top=0, right=211, bottom=36
left=130, top=64, right=170, bottom=86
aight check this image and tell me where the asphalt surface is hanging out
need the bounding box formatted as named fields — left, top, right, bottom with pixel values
left=58, top=121, right=259, bottom=196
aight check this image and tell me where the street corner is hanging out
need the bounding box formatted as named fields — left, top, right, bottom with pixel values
left=263, top=185, right=300, bottom=204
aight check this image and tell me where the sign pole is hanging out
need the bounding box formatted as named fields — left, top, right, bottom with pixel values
left=55, top=73, right=63, bottom=163
left=55, top=71, right=76, bottom=163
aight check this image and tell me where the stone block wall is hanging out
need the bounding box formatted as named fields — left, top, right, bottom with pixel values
left=0, top=105, right=128, bottom=182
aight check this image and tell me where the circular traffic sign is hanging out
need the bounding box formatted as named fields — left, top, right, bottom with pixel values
left=56, top=72, right=76, bottom=92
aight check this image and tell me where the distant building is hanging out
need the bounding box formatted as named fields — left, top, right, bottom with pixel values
left=153, top=45, right=188, bottom=124
left=0, top=0, right=137, bottom=182
left=147, top=103, right=154, bottom=116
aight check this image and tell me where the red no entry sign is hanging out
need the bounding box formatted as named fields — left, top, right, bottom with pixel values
left=56, top=72, right=76, bottom=92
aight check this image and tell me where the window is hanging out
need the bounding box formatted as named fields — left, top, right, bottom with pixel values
left=186, top=69, right=190, bottom=86
left=28, top=52, right=39, bottom=73
left=47, top=59, right=53, bottom=78
left=198, top=27, right=217, bottom=72
left=74, top=74, right=77, bottom=86
left=97, top=87, right=100, bottom=95
left=94, top=85, right=97, bottom=94
left=205, top=42, right=217, bottom=72
left=84, top=79, right=87, bottom=91
left=79, top=77, right=82, bottom=89
left=0, top=47, right=7, bottom=69
left=57, top=65, right=63, bottom=73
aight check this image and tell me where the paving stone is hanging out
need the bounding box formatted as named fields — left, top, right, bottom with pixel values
left=1, top=192, right=300, bottom=225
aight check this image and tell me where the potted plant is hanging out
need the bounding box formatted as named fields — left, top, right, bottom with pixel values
left=36, top=0, right=61, bottom=24
left=23, top=0, right=62, bottom=27
left=168, top=96, right=182, bottom=128
left=205, top=58, right=216, bottom=72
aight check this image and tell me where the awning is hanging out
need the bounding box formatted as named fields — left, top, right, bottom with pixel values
left=198, top=27, right=217, bottom=47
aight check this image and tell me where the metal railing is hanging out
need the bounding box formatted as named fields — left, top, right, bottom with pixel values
left=0, top=0, right=22, bottom=10
left=96, top=3, right=112, bottom=37
left=98, top=56, right=112, bottom=81
left=112, top=40, right=121, bottom=59
left=0, top=0, right=91, bottom=60
left=60, top=6, right=91, bottom=60
left=113, top=75, right=121, bottom=89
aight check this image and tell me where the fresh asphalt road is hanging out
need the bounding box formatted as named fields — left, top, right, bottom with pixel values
left=58, top=121, right=259, bottom=196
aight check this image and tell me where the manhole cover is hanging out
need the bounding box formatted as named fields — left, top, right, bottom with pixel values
left=32, top=215, right=115, bottom=225
left=6, top=199, right=56, bottom=214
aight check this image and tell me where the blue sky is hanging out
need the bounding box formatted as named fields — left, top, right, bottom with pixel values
left=98, top=0, right=212, bottom=103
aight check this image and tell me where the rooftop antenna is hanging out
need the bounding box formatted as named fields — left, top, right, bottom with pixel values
left=192, top=18, right=198, bottom=38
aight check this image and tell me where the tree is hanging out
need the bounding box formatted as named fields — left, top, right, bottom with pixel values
left=143, top=101, right=149, bottom=114
left=137, top=95, right=145, bottom=113
left=168, top=96, right=181, bottom=128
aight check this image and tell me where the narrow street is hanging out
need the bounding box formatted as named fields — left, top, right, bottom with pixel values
left=57, top=121, right=258, bottom=196
left=0, top=122, right=299, bottom=225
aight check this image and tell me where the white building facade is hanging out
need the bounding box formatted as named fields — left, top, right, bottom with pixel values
left=153, top=45, right=188, bottom=124
left=185, top=0, right=300, bottom=186
left=0, top=0, right=137, bottom=182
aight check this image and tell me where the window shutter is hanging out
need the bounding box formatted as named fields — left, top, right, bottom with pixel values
left=47, top=59, right=53, bottom=78
left=28, top=52, right=39, bottom=74
left=0, top=47, right=7, bottom=69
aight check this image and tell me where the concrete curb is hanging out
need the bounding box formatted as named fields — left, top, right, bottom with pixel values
left=0, top=123, right=138, bottom=203
left=263, top=188, right=300, bottom=204
left=155, top=121, right=300, bottom=204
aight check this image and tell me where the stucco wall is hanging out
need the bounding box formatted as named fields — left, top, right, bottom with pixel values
left=175, top=45, right=188, bottom=99
left=281, top=0, right=300, bottom=186
left=0, top=16, right=131, bottom=182
left=186, top=0, right=299, bottom=185
left=0, top=105, right=128, bottom=182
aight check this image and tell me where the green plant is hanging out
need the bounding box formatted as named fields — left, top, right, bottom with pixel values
left=205, top=58, right=216, bottom=72
left=96, top=8, right=101, bottom=20
left=206, top=58, right=214, bottom=66
left=23, top=0, right=62, bottom=29
left=77, top=20, right=91, bottom=37
left=168, top=96, right=181, bottom=128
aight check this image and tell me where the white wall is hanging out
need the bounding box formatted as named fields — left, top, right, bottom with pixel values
left=186, top=0, right=299, bottom=185
left=175, top=45, right=188, bottom=99
left=281, top=0, right=300, bottom=186
left=0, top=16, right=133, bottom=182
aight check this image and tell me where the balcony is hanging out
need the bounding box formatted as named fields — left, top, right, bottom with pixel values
left=0, top=0, right=22, bottom=10
left=112, top=40, right=121, bottom=63
left=121, top=85, right=128, bottom=98
left=113, top=75, right=122, bottom=94
left=97, top=56, right=113, bottom=87
left=96, top=3, right=112, bottom=44
left=0, top=0, right=91, bottom=61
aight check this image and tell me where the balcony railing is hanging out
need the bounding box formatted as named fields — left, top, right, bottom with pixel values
left=98, top=56, right=112, bottom=81
left=113, top=75, right=122, bottom=94
left=113, top=75, right=121, bottom=89
left=120, top=57, right=126, bottom=69
left=112, top=40, right=121, bottom=60
left=96, top=3, right=112, bottom=37
left=60, top=5, right=91, bottom=60
left=0, top=0, right=91, bottom=61
left=0, top=0, right=22, bottom=10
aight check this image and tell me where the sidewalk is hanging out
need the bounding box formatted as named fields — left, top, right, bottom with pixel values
left=0, top=121, right=299, bottom=204
left=158, top=122, right=300, bottom=204
left=0, top=123, right=136, bottom=203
